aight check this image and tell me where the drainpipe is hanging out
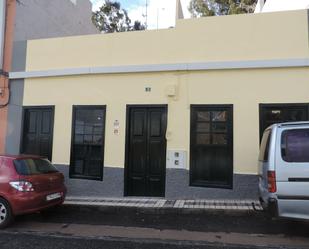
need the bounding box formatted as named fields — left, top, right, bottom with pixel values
left=0, top=0, right=16, bottom=153
left=0, top=0, right=5, bottom=71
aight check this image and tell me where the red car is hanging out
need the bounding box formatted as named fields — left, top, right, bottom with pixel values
left=0, top=155, right=66, bottom=228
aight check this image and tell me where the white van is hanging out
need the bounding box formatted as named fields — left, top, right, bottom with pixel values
left=259, top=122, right=309, bottom=220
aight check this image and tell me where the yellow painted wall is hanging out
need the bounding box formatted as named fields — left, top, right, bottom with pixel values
left=21, top=10, right=309, bottom=175
left=23, top=67, right=309, bottom=174
left=25, top=10, right=309, bottom=71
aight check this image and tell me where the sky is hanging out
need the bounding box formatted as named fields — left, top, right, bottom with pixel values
left=90, top=0, right=191, bottom=29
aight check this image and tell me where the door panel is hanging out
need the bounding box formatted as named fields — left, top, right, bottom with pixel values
left=190, top=105, right=233, bottom=188
left=129, top=109, right=147, bottom=191
left=126, top=106, right=167, bottom=197
left=22, top=107, right=54, bottom=161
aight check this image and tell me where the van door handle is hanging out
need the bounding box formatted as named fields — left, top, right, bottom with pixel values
left=288, top=178, right=309, bottom=182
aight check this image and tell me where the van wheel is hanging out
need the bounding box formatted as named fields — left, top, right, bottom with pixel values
left=0, top=198, right=13, bottom=229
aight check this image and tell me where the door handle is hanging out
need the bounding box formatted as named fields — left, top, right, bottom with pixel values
left=288, top=178, right=309, bottom=182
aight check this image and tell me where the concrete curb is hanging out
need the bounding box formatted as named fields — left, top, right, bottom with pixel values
left=63, top=197, right=263, bottom=214
left=62, top=203, right=263, bottom=216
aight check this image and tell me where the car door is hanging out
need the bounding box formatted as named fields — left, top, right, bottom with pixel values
left=275, top=126, right=309, bottom=219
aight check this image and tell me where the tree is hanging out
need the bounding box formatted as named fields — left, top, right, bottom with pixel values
left=92, top=0, right=146, bottom=33
left=132, top=20, right=145, bottom=31
left=189, top=0, right=257, bottom=17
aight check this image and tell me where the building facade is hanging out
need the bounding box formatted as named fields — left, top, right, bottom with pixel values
left=7, top=10, right=309, bottom=199
left=14, top=0, right=97, bottom=41
left=0, top=0, right=98, bottom=155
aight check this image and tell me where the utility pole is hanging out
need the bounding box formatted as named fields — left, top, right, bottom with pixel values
left=145, top=0, right=148, bottom=29
left=156, top=7, right=165, bottom=29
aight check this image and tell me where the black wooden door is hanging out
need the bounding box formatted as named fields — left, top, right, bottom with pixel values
left=190, top=105, right=233, bottom=189
left=260, top=104, right=309, bottom=140
left=21, top=107, right=54, bottom=161
left=125, top=106, right=167, bottom=197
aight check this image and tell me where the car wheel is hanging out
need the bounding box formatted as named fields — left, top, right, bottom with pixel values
left=0, top=198, right=13, bottom=229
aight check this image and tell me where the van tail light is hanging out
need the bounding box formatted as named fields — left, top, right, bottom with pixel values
left=267, top=171, right=277, bottom=193
left=9, top=181, right=34, bottom=192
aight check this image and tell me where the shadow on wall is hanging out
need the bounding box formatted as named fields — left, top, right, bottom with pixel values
left=56, top=165, right=125, bottom=198
left=166, top=169, right=259, bottom=200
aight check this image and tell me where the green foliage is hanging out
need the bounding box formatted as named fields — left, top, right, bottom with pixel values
left=92, top=0, right=146, bottom=33
left=189, top=0, right=215, bottom=17
left=189, top=0, right=257, bottom=17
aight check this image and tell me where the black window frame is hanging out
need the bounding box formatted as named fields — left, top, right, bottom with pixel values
left=69, top=105, right=106, bottom=181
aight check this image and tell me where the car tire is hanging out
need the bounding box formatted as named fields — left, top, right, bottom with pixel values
left=0, top=198, right=13, bottom=229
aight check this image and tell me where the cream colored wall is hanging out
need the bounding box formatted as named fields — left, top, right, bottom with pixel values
left=21, top=10, right=309, bottom=175
left=25, top=10, right=309, bottom=71
left=23, top=67, right=309, bottom=175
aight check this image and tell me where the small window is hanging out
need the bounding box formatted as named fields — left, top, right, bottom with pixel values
left=259, top=129, right=271, bottom=162
left=281, top=129, right=309, bottom=163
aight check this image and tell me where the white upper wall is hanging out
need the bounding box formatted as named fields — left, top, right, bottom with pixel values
left=255, top=0, right=309, bottom=13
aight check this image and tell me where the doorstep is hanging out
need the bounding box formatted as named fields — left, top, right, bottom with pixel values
left=64, top=196, right=263, bottom=212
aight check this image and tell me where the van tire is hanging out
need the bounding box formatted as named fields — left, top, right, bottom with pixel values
left=0, top=198, right=13, bottom=229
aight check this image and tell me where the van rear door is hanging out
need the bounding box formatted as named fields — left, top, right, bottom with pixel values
left=276, top=126, right=309, bottom=220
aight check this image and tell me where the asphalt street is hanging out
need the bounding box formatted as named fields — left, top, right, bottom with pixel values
left=14, top=205, right=309, bottom=236
left=0, top=205, right=308, bottom=249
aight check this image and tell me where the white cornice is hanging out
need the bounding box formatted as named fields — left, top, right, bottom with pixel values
left=9, top=58, right=309, bottom=79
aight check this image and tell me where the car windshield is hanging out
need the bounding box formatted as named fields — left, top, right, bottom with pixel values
left=13, top=158, right=58, bottom=175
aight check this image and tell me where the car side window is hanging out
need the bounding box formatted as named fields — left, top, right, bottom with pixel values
left=281, top=129, right=309, bottom=163
left=259, top=130, right=271, bottom=162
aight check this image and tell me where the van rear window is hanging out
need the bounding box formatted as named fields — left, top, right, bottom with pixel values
left=14, top=158, right=58, bottom=175
left=281, top=129, right=309, bottom=163
left=259, top=130, right=271, bottom=162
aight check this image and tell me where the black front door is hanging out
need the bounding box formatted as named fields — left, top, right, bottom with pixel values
left=125, top=105, right=167, bottom=197
left=21, top=106, right=54, bottom=161
left=190, top=105, right=233, bottom=189
left=260, top=104, right=309, bottom=139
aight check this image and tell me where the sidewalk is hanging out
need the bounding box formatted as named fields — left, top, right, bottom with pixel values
left=64, top=196, right=263, bottom=212
left=7, top=196, right=309, bottom=249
